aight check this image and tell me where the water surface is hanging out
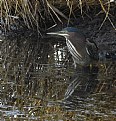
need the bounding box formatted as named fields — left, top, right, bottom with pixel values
left=0, top=35, right=115, bottom=121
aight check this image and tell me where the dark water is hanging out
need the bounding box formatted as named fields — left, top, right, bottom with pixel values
left=0, top=35, right=116, bottom=121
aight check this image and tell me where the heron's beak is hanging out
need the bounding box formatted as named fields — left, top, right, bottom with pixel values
left=47, top=31, right=68, bottom=36
left=47, top=32, right=60, bottom=35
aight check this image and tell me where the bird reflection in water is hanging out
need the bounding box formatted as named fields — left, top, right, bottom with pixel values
left=64, top=65, right=99, bottom=99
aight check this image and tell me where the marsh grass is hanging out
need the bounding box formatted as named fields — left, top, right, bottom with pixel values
left=1, top=0, right=116, bottom=34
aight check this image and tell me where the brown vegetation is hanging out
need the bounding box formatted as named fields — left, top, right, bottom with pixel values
left=1, top=0, right=116, bottom=34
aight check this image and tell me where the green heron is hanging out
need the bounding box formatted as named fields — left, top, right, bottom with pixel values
left=47, top=27, right=99, bottom=68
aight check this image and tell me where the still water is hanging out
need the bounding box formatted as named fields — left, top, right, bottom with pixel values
left=0, top=34, right=115, bottom=121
